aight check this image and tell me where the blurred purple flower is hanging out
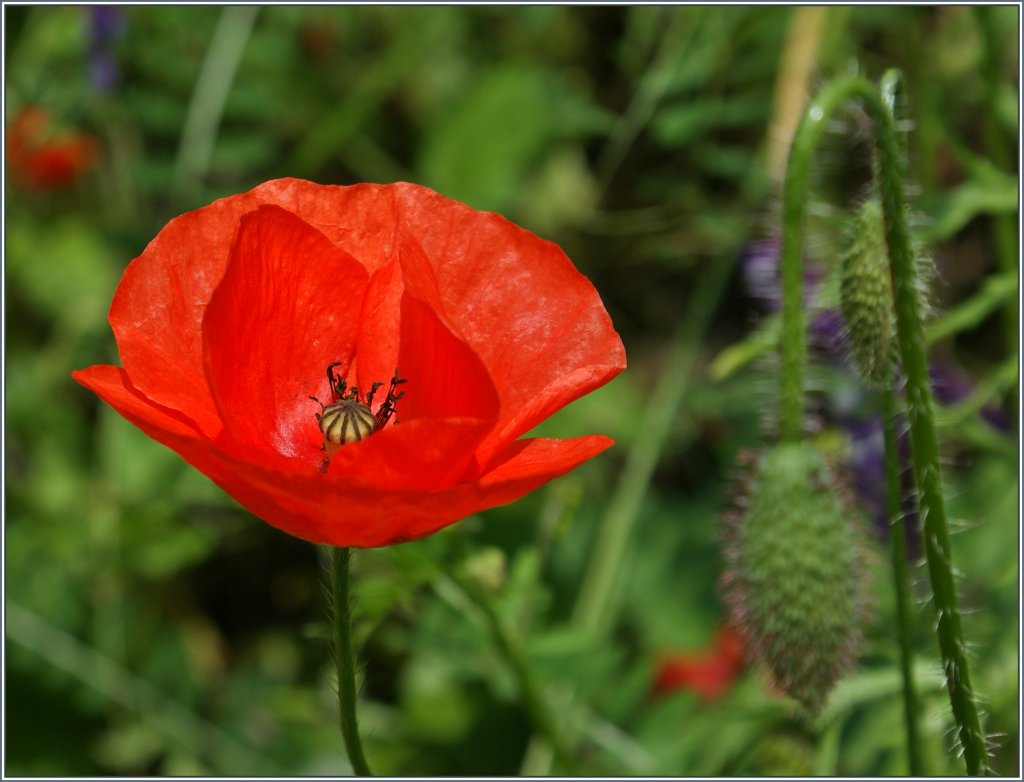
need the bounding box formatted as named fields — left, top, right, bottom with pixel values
left=742, top=236, right=1013, bottom=433
left=809, top=308, right=846, bottom=359
left=846, top=416, right=886, bottom=520
left=741, top=236, right=843, bottom=360
left=88, top=7, right=124, bottom=92
left=741, top=237, right=784, bottom=312
left=845, top=358, right=1010, bottom=553
left=845, top=413, right=920, bottom=555
left=741, top=236, right=823, bottom=313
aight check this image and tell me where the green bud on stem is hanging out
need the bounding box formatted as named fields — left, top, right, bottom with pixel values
left=839, top=197, right=898, bottom=385
left=722, top=443, right=872, bottom=714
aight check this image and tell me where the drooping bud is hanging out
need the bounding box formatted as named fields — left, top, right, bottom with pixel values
left=839, top=197, right=898, bottom=385
left=721, top=442, right=871, bottom=714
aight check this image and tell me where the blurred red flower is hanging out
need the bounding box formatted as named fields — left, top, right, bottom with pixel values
left=73, top=179, right=626, bottom=547
left=6, top=105, right=97, bottom=190
left=653, top=628, right=745, bottom=701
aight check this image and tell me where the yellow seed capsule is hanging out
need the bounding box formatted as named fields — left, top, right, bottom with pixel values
left=318, top=399, right=377, bottom=456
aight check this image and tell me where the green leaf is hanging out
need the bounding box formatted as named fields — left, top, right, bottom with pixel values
left=925, top=270, right=1018, bottom=344
left=921, top=167, right=1018, bottom=242
left=709, top=316, right=779, bottom=382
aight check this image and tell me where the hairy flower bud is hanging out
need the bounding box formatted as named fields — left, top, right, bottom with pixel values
left=839, top=197, right=898, bottom=385
left=721, top=442, right=871, bottom=714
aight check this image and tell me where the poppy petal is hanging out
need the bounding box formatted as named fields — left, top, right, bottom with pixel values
left=72, top=364, right=333, bottom=543
left=260, top=434, right=615, bottom=547
left=75, top=365, right=613, bottom=548
left=202, top=205, right=370, bottom=464
left=323, top=287, right=499, bottom=490
left=108, top=188, right=272, bottom=437
left=236, top=180, right=626, bottom=462
left=353, top=239, right=499, bottom=423
left=325, top=417, right=493, bottom=490
left=398, top=194, right=625, bottom=462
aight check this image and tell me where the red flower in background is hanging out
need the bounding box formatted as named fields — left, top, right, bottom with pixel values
left=7, top=106, right=97, bottom=190
left=653, top=628, right=745, bottom=701
left=73, top=179, right=626, bottom=547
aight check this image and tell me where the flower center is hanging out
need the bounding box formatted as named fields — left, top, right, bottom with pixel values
left=310, top=363, right=406, bottom=459
left=318, top=398, right=376, bottom=452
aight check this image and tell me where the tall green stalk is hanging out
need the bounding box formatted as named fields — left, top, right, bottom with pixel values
left=778, top=72, right=988, bottom=775
left=330, top=547, right=374, bottom=777
left=882, top=387, right=923, bottom=775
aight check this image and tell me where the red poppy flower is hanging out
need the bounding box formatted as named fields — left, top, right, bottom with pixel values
left=653, top=628, right=745, bottom=701
left=6, top=105, right=97, bottom=190
left=73, top=179, right=626, bottom=547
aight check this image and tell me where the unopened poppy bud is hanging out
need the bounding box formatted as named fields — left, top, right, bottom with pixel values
left=839, top=197, right=898, bottom=385
left=721, top=442, right=871, bottom=714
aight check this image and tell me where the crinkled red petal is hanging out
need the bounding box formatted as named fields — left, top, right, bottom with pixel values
left=228, top=179, right=626, bottom=460
left=108, top=187, right=273, bottom=438
left=202, top=205, right=369, bottom=465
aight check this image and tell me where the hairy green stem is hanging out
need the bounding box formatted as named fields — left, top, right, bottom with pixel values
left=879, top=76, right=923, bottom=775
left=330, top=547, right=373, bottom=777
left=882, top=388, right=924, bottom=775
left=779, top=72, right=988, bottom=774
left=776, top=75, right=817, bottom=441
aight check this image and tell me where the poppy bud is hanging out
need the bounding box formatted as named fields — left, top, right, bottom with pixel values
left=721, top=442, right=871, bottom=714
left=839, top=197, right=898, bottom=385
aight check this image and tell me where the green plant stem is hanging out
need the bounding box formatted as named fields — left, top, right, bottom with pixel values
left=879, top=70, right=924, bottom=776
left=330, top=547, right=373, bottom=777
left=779, top=72, right=988, bottom=775
left=594, top=7, right=693, bottom=196
left=449, top=572, right=579, bottom=774
left=882, top=387, right=924, bottom=775
left=776, top=81, right=815, bottom=441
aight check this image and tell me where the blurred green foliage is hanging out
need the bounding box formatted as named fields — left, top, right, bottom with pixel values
left=5, top=6, right=1018, bottom=776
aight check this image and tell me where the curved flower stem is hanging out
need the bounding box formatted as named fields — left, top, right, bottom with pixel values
left=879, top=69, right=924, bottom=778
left=882, top=387, right=923, bottom=775
left=779, top=72, right=988, bottom=774
left=330, top=547, right=373, bottom=777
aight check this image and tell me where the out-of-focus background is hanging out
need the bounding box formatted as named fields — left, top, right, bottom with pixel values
left=6, top=6, right=1018, bottom=776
